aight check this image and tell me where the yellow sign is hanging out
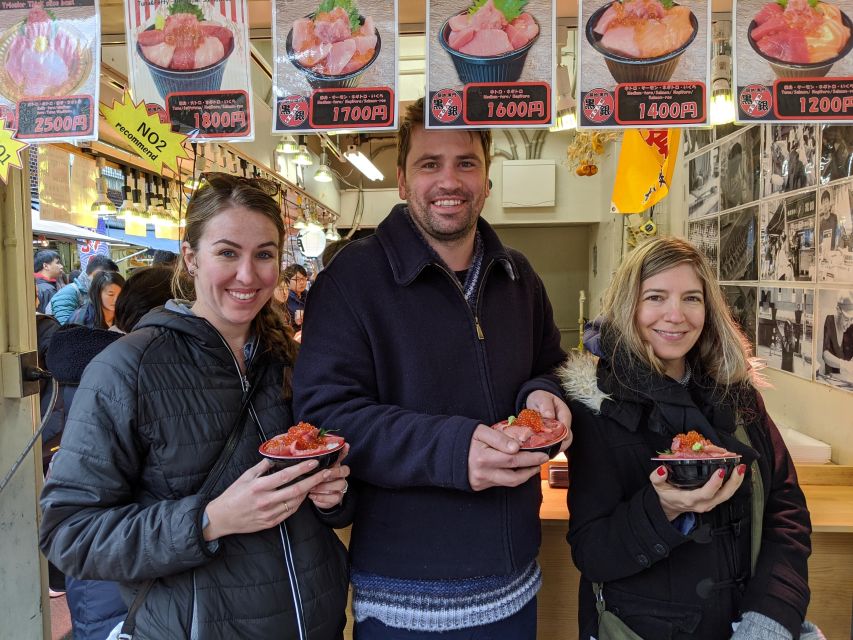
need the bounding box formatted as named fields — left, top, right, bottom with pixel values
left=611, top=129, right=681, bottom=215
left=100, top=92, right=189, bottom=174
left=0, top=118, right=28, bottom=185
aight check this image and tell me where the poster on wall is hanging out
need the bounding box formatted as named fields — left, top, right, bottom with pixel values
left=814, top=288, right=853, bottom=390
left=757, top=287, right=814, bottom=380
left=577, top=0, right=710, bottom=129
left=819, top=124, right=853, bottom=184
left=722, top=284, right=757, bottom=348
left=763, top=124, right=818, bottom=197
left=683, top=128, right=713, bottom=156
left=688, top=147, right=719, bottom=218
left=733, top=0, right=853, bottom=123
left=760, top=192, right=817, bottom=282
left=0, top=0, right=100, bottom=142
left=272, top=0, right=397, bottom=133
left=124, top=0, right=254, bottom=141
left=689, top=217, right=720, bottom=273
left=720, top=205, right=759, bottom=281
left=425, top=0, right=554, bottom=129
left=719, top=126, right=761, bottom=211
left=817, top=180, right=853, bottom=282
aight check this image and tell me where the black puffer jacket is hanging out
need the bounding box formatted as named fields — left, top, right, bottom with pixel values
left=560, top=349, right=811, bottom=640
left=39, top=308, right=350, bottom=639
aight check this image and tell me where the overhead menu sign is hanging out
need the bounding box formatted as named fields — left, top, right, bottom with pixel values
left=125, top=0, right=254, bottom=141
left=0, top=0, right=100, bottom=142
left=577, top=0, right=711, bottom=128
left=733, top=0, right=853, bottom=123
left=272, top=0, right=398, bottom=132
left=426, top=0, right=554, bottom=128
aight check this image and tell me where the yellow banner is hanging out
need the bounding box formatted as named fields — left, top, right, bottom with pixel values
left=0, top=118, right=27, bottom=185
left=100, top=92, right=189, bottom=174
left=611, top=129, right=681, bottom=215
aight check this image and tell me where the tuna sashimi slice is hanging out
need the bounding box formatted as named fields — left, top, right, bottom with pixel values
left=200, top=24, right=233, bottom=53
left=448, top=26, right=476, bottom=50
left=352, top=33, right=377, bottom=54
left=758, top=30, right=809, bottom=62
left=298, top=42, right=332, bottom=67
left=507, top=13, right=538, bottom=48
left=292, top=17, right=315, bottom=51
left=170, top=45, right=196, bottom=70
left=594, top=4, right=620, bottom=35
left=314, top=7, right=352, bottom=44
left=138, top=29, right=166, bottom=47
left=459, top=28, right=512, bottom=56
left=754, top=2, right=784, bottom=25
left=141, top=42, right=176, bottom=68
left=324, top=38, right=356, bottom=75
left=751, top=15, right=789, bottom=41
left=194, top=36, right=225, bottom=68
left=470, top=0, right=507, bottom=30
left=359, top=16, right=375, bottom=37
left=600, top=25, right=641, bottom=57
left=449, top=12, right=471, bottom=31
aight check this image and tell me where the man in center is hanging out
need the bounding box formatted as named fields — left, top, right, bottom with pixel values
left=293, top=98, right=571, bottom=638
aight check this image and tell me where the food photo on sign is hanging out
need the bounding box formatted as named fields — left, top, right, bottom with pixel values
left=124, top=0, right=254, bottom=140
left=733, top=0, right=853, bottom=122
left=0, top=0, right=100, bottom=143
left=425, top=0, right=554, bottom=128
left=577, top=0, right=711, bottom=128
left=272, top=0, right=397, bottom=132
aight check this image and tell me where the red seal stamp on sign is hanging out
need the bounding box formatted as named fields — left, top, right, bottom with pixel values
left=278, top=95, right=309, bottom=128
left=431, top=89, right=462, bottom=124
left=738, top=85, right=772, bottom=118
left=582, top=89, right=615, bottom=124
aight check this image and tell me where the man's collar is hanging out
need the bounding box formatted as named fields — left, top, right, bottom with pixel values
left=376, top=204, right=516, bottom=286
left=34, top=272, right=56, bottom=282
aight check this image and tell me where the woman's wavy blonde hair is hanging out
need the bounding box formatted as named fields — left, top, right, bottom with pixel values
left=601, top=236, right=756, bottom=388
left=172, top=173, right=298, bottom=397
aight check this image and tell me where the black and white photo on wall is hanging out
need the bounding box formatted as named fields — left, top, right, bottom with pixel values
left=722, top=285, right=757, bottom=350
left=759, top=192, right=816, bottom=282
left=688, top=217, right=719, bottom=274
left=720, top=127, right=761, bottom=211
left=757, top=287, right=814, bottom=380
left=683, top=128, right=714, bottom=157
left=689, top=148, right=720, bottom=219
left=819, top=125, right=853, bottom=185
left=763, top=124, right=817, bottom=198
left=817, top=180, right=853, bottom=284
left=815, top=288, right=853, bottom=392
left=720, top=206, right=759, bottom=282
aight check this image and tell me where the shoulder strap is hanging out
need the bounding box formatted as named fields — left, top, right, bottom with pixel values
left=733, top=412, right=764, bottom=577
left=118, top=372, right=265, bottom=639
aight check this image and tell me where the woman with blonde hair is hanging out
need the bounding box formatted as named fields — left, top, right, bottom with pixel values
left=40, top=173, right=352, bottom=639
left=560, top=237, right=815, bottom=640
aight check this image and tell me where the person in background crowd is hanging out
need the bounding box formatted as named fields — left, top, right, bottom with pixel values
left=818, top=190, right=839, bottom=252
left=822, top=294, right=853, bottom=379
left=47, top=255, right=119, bottom=324
left=321, top=238, right=351, bottom=269
left=68, top=271, right=125, bottom=329
left=293, top=98, right=570, bottom=639
left=282, top=263, right=308, bottom=329
left=44, top=266, right=175, bottom=640
left=560, top=237, right=814, bottom=640
left=34, top=249, right=64, bottom=313
left=151, top=249, right=178, bottom=267
left=40, top=173, right=352, bottom=639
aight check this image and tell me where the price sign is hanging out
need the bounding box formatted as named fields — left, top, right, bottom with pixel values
left=0, top=118, right=27, bottom=185
left=615, top=83, right=706, bottom=125
left=463, top=84, right=550, bottom=126
left=775, top=79, right=853, bottom=121
left=167, top=91, right=252, bottom=138
left=16, top=97, right=95, bottom=140
left=309, top=88, right=394, bottom=128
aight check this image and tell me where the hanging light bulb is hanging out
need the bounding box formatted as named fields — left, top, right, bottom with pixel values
left=710, top=21, right=736, bottom=126
left=276, top=136, right=299, bottom=155
left=294, top=144, right=312, bottom=166
left=325, top=223, right=341, bottom=241
left=314, top=150, right=334, bottom=183
left=90, top=157, right=117, bottom=217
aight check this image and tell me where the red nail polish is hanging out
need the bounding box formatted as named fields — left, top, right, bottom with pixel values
left=656, top=466, right=666, bottom=476
left=737, top=464, right=746, bottom=475
left=718, top=469, right=726, bottom=478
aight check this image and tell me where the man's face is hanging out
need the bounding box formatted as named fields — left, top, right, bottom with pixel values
left=397, top=126, right=489, bottom=244
left=820, top=196, right=833, bottom=218
left=44, top=258, right=63, bottom=279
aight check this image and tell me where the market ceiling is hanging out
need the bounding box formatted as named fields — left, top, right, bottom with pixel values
left=98, top=0, right=735, bottom=36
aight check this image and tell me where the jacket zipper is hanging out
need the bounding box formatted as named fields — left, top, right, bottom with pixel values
left=212, top=327, right=309, bottom=640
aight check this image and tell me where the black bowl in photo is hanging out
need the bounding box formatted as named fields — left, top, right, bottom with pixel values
left=286, top=14, right=381, bottom=89
left=651, top=455, right=742, bottom=489
left=438, top=12, right=540, bottom=85
left=585, top=2, right=698, bottom=84
left=259, top=438, right=345, bottom=484
left=747, top=12, right=853, bottom=79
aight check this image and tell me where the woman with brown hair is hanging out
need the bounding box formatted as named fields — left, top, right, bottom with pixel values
left=560, top=237, right=814, bottom=640
left=39, top=174, right=352, bottom=639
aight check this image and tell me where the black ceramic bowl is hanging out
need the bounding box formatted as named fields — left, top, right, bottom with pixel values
left=585, top=2, right=698, bottom=84
left=286, top=14, right=381, bottom=89
left=438, top=12, right=540, bottom=84
left=651, top=455, right=742, bottom=489
left=259, top=437, right=345, bottom=483
left=747, top=12, right=853, bottom=79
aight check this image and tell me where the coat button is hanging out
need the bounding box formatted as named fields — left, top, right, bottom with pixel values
left=653, top=543, right=667, bottom=555
left=636, top=554, right=650, bottom=567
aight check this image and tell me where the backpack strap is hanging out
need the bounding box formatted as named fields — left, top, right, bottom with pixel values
left=733, top=412, right=764, bottom=577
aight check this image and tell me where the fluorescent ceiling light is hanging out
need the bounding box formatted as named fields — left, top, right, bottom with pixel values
left=344, top=145, right=384, bottom=181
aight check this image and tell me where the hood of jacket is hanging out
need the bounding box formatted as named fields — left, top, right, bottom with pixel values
left=375, top=204, right=517, bottom=286
left=74, top=271, right=92, bottom=294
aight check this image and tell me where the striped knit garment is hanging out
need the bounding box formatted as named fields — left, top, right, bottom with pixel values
left=351, top=561, right=541, bottom=632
